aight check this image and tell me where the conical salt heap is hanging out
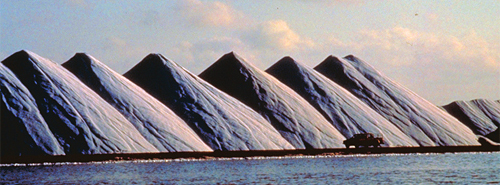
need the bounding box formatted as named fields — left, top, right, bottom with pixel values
left=63, top=53, right=212, bottom=152
left=267, top=56, right=419, bottom=147
left=314, top=55, right=479, bottom=146
left=124, top=53, right=294, bottom=151
left=199, top=52, right=346, bottom=149
left=2, top=51, right=158, bottom=154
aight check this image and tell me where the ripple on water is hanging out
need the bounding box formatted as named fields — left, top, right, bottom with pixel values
left=1, top=152, right=498, bottom=184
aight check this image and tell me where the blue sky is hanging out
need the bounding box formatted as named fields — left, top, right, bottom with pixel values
left=1, top=0, right=499, bottom=105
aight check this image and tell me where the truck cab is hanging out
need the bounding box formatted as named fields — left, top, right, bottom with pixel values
left=343, top=133, right=384, bottom=148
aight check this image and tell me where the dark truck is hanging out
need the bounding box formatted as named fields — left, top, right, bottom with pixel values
left=343, top=133, right=384, bottom=148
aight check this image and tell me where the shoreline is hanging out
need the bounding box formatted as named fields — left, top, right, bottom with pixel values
left=1, top=145, right=499, bottom=165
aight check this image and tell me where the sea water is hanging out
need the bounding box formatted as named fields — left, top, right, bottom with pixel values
left=1, top=152, right=499, bottom=184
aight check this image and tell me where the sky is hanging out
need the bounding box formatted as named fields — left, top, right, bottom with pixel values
left=1, top=0, right=499, bottom=105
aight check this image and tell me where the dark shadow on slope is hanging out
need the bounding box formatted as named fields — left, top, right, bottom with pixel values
left=199, top=53, right=294, bottom=133
left=199, top=52, right=263, bottom=112
left=199, top=52, right=352, bottom=149
left=199, top=53, right=301, bottom=145
left=443, top=101, right=499, bottom=142
left=472, top=99, right=500, bottom=127
left=62, top=54, right=114, bottom=103
left=124, top=54, right=221, bottom=150
left=267, top=57, right=344, bottom=130
left=1, top=102, right=46, bottom=156
left=314, top=56, right=362, bottom=91
left=2, top=51, right=92, bottom=154
left=314, top=54, right=482, bottom=146
left=442, top=102, right=486, bottom=135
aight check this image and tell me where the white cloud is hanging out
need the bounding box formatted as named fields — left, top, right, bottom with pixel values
left=175, top=0, right=244, bottom=27
left=154, top=18, right=499, bottom=104
left=319, top=27, right=500, bottom=104
left=166, top=19, right=320, bottom=74
left=168, top=37, right=258, bottom=74
left=242, top=20, right=315, bottom=51
left=90, top=36, right=153, bottom=74
left=324, top=27, right=500, bottom=71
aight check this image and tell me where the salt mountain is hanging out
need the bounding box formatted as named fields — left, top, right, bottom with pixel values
left=62, top=53, right=212, bottom=152
left=1, top=50, right=488, bottom=157
left=1, top=64, right=64, bottom=156
left=266, top=57, right=419, bottom=147
left=314, top=55, right=479, bottom=146
left=123, top=53, right=294, bottom=151
left=1, top=51, right=158, bottom=155
left=199, top=52, right=346, bottom=149
left=442, top=99, right=500, bottom=143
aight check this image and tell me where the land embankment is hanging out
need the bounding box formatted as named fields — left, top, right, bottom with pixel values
left=2, top=145, right=499, bottom=164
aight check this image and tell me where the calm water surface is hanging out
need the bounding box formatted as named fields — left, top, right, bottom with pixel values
left=1, top=152, right=499, bottom=184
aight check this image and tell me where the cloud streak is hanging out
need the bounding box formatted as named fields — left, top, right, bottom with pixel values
left=169, top=37, right=256, bottom=74
left=242, top=20, right=315, bottom=51
left=175, top=0, right=244, bottom=27
left=318, top=27, right=500, bottom=104
left=350, top=27, right=499, bottom=71
left=176, top=22, right=500, bottom=103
